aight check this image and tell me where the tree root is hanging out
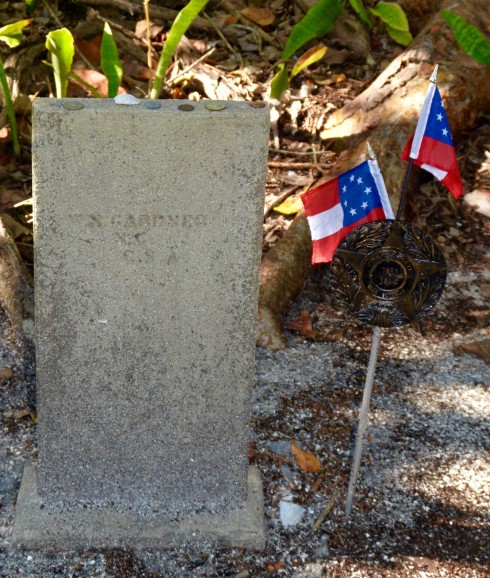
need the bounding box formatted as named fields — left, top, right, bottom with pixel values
left=256, top=0, right=490, bottom=350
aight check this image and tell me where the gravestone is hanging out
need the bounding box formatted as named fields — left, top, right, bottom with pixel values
left=13, top=98, right=269, bottom=549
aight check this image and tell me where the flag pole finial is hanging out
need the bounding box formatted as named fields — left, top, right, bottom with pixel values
left=430, top=64, right=439, bottom=83
left=367, top=141, right=377, bottom=161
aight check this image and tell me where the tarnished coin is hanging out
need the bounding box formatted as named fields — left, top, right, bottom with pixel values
left=144, top=101, right=161, bottom=109
left=248, top=101, right=267, bottom=108
left=331, top=220, right=447, bottom=327
left=62, top=101, right=84, bottom=110
left=178, top=104, right=195, bottom=111
left=205, top=102, right=226, bottom=111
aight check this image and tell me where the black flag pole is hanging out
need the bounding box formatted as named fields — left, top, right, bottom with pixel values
left=395, top=159, right=414, bottom=220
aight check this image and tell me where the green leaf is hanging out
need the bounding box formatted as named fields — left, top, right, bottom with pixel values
left=0, top=19, right=32, bottom=48
left=282, top=0, right=343, bottom=60
left=442, top=10, right=490, bottom=66
left=291, top=43, right=328, bottom=79
left=25, top=0, right=41, bottom=16
left=46, top=28, right=75, bottom=98
left=370, top=2, right=412, bottom=46
left=385, top=24, right=413, bottom=46
left=270, top=63, right=290, bottom=100
left=371, top=1, right=410, bottom=31
left=0, top=58, right=20, bottom=155
left=150, top=0, right=210, bottom=99
left=349, top=0, right=372, bottom=27
left=101, top=22, right=122, bottom=98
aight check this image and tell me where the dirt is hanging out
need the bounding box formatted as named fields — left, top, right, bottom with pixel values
left=0, top=191, right=489, bottom=577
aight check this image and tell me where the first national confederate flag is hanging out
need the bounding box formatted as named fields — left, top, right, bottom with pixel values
left=301, top=159, right=394, bottom=264
left=401, top=82, right=463, bottom=199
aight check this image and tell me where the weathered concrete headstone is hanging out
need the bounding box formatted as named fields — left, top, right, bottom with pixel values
left=13, top=98, right=269, bottom=548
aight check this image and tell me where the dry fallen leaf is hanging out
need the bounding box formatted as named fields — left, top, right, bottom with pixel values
left=291, top=440, right=322, bottom=473
left=267, top=561, right=286, bottom=572
left=453, top=338, right=490, bottom=364
left=240, top=7, right=275, bottom=27
left=0, top=367, right=13, bottom=379
left=273, top=194, right=304, bottom=216
left=4, top=408, right=36, bottom=420
left=286, top=310, right=314, bottom=339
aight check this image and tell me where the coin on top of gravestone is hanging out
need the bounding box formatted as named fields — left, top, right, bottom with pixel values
left=205, top=102, right=226, bottom=111
left=62, top=101, right=84, bottom=110
left=144, top=101, right=161, bottom=109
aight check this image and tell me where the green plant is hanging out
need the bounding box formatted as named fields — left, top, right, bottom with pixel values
left=442, top=10, right=490, bottom=66
left=270, top=0, right=413, bottom=100
left=270, top=0, right=342, bottom=100
left=0, top=19, right=31, bottom=156
left=45, top=28, right=75, bottom=98
left=150, top=0, right=210, bottom=99
left=370, top=1, right=413, bottom=46
left=25, top=0, right=41, bottom=16
left=45, top=23, right=123, bottom=98
left=101, top=22, right=123, bottom=97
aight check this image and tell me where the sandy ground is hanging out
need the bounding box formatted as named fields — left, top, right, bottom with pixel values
left=0, top=247, right=489, bottom=577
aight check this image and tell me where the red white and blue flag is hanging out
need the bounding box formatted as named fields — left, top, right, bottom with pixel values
left=301, top=159, right=394, bottom=264
left=401, top=83, right=463, bottom=199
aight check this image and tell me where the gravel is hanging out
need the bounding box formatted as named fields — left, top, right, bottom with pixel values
left=0, top=217, right=489, bottom=577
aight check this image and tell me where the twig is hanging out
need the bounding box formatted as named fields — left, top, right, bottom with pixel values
left=257, top=449, right=292, bottom=464
left=268, top=161, right=330, bottom=170
left=309, top=472, right=326, bottom=495
left=203, top=12, right=243, bottom=68
left=312, top=482, right=340, bottom=532
left=270, top=148, right=335, bottom=158
left=143, top=0, right=153, bottom=94
left=168, top=47, right=216, bottom=85
left=143, top=0, right=152, bottom=67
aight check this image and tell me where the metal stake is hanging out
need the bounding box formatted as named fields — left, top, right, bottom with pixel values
left=345, top=326, right=382, bottom=516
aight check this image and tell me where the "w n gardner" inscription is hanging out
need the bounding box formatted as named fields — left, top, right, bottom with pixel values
left=69, top=213, right=210, bottom=228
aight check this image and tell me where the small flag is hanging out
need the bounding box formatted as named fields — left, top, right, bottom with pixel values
left=301, top=160, right=394, bottom=264
left=401, top=83, right=463, bottom=199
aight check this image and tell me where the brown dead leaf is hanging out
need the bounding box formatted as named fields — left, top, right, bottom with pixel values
left=134, top=20, right=164, bottom=40
left=0, top=367, right=13, bottom=379
left=240, top=7, right=275, bottom=27
left=4, top=408, right=35, bottom=420
left=453, top=338, right=490, bottom=364
left=267, top=561, right=286, bottom=572
left=224, top=15, right=239, bottom=25
left=123, top=60, right=155, bottom=80
left=291, top=441, right=322, bottom=473
left=286, top=310, right=314, bottom=339
left=69, top=69, right=126, bottom=98
left=313, top=327, right=344, bottom=342
left=75, top=36, right=102, bottom=65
